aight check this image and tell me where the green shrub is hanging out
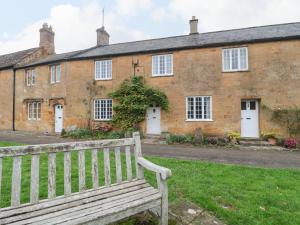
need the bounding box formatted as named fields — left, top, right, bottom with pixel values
left=261, top=132, right=277, bottom=141
left=62, top=129, right=125, bottom=140
left=227, top=131, right=241, bottom=143
left=166, top=134, right=194, bottom=144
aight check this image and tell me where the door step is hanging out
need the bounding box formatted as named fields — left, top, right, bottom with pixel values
left=239, top=138, right=271, bottom=147
left=142, top=134, right=166, bottom=145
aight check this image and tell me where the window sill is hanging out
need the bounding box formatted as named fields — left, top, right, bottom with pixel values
left=185, top=119, right=214, bottom=122
left=95, top=78, right=113, bottom=81
left=93, top=119, right=112, bottom=122
left=151, top=74, right=174, bottom=77
left=222, top=70, right=250, bottom=73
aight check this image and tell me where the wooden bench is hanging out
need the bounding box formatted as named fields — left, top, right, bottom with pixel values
left=0, top=132, right=171, bottom=225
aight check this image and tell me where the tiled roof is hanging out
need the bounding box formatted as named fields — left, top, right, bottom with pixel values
left=73, top=22, right=300, bottom=59
left=0, top=48, right=39, bottom=69
left=12, top=22, right=300, bottom=68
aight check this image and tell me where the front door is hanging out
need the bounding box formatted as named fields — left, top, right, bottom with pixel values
left=55, top=105, right=63, bottom=133
left=241, top=100, right=259, bottom=138
left=147, top=106, right=161, bottom=135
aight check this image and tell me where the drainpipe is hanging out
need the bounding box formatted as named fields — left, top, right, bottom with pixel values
left=12, top=68, right=16, bottom=131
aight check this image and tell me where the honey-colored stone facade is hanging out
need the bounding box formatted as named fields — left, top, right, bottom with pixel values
left=0, top=69, right=13, bottom=129
left=6, top=39, right=300, bottom=136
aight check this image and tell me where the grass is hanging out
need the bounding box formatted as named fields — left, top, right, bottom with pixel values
left=0, top=141, right=300, bottom=225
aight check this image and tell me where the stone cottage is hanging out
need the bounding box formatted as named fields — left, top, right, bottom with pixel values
left=1, top=17, right=300, bottom=138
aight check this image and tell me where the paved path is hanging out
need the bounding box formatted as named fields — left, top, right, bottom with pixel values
left=0, top=131, right=299, bottom=169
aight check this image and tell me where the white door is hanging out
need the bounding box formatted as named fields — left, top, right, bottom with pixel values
left=55, top=105, right=63, bottom=133
left=241, top=100, right=259, bottom=138
left=147, top=106, right=161, bottom=135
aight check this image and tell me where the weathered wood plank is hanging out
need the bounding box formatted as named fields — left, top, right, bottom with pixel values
left=125, top=146, right=132, bottom=181
left=11, top=156, right=22, bottom=207
left=0, top=138, right=134, bottom=157
left=91, top=149, right=99, bottom=189
left=18, top=189, right=161, bottom=224
left=104, top=148, right=111, bottom=186
left=0, top=180, right=146, bottom=217
left=64, top=151, right=71, bottom=196
left=0, top=184, right=152, bottom=224
left=78, top=150, right=86, bottom=191
left=48, top=153, right=56, bottom=199
left=133, top=132, right=144, bottom=179
left=137, top=157, right=171, bottom=180
left=157, top=173, right=169, bottom=225
left=115, top=147, right=122, bottom=183
left=30, top=154, right=40, bottom=203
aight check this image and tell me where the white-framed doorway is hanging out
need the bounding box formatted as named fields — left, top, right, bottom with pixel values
left=55, top=105, right=63, bottom=133
left=241, top=100, right=259, bottom=138
left=146, top=105, right=161, bottom=135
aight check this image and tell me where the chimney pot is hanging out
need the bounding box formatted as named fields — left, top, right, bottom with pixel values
left=96, top=26, right=110, bottom=46
left=189, top=16, right=199, bottom=34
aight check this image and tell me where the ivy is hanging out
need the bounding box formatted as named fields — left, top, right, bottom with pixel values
left=109, top=76, right=169, bottom=131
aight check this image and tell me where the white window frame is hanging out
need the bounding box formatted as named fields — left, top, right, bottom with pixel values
left=94, top=99, right=113, bottom=121
left=222, top=47, right=248, bottom=72
left=50, top=64, right=61, bottom=84
left=27, top=102, right=41, bottom=121
left=26, top=69, right=36, bottom=86
left=185, top=96, right=213, bottom=121
left=152, top=54, right=173, bottom=77
left=95, top=60, right=112, bottom=80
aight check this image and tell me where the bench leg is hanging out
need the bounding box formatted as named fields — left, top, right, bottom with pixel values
left=157, top=174, right=168, bottom=225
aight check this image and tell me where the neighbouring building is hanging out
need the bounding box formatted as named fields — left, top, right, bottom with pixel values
left=1, top=17, right=300, bottom=138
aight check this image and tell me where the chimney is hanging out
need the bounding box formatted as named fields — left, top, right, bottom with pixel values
left=96, top=26, right=110, bottom=46
left=189, top=16, right=199, bottom=34
left=39, top=23, right=55, bottom=55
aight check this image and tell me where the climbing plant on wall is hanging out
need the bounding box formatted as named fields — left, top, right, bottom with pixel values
left=109, top=76, right=169, bottom=131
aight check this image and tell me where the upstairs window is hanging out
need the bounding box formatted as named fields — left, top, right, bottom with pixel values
left=152, top=54, right=173, bottom=76
left=222, top=47, right=248, bottom=72
left=94, top=99, right=113, bottom=120
left=28, top=102, right=41, bottom=120
left=26, top=69, right=36, bottom=86
left=50, top=64, right=61, bottom=83
left=95, top=60, right=112, bottom=80
left=186, top=96, right=212, bottom=121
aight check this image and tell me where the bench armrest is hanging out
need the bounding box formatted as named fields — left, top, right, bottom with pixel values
left=137, top=157, right=172, bottom=180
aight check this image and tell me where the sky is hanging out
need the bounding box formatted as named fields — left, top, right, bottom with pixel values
left=1, top=0, right=300, bottom=54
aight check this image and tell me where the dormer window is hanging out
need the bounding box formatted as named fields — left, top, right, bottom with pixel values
left=25, top=69, right=36, bottom=86
left=50, top=64, right=61, bottom=84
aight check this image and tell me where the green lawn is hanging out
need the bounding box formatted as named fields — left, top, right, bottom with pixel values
left=0, top=141, right=300, bottom=225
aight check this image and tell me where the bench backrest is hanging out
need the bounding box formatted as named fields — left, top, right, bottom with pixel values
left=0, top=132, right=142, bottom=208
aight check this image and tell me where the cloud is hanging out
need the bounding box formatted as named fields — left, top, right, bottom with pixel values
left=0, top=1, right=151, bottom=54
left=115, top=0, right=153, bottom=16
left=167, top=0, right=300, bottom=32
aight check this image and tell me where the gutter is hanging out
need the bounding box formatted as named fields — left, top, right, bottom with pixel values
left=12, top=68, right=16, bottom=131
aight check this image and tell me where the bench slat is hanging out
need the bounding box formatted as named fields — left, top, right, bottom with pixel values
left=14, top=188, right=160, bottom=225
left=0, top=184, right=151, bottom=224
left=44, top=193, right=161, bottom=225
left=64, top=152, right=71, bottom=196
left=0, top=139, right=134, bottom=157
left=48, top=153, right=56, bottom=199
left=11, top=156, right=22, bottom=207
left=125, top=146, right=132, bottom=181
left=30, top=155, right=40, bottom=203
left=115, top=147, right=122, bottom=183
left=104, top=148, right=111, bottom=186
left=91, top=149, right=99, bottom=189
left=78, top=150, right=86, bottom=191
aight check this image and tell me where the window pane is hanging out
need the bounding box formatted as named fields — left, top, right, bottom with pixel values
left=250, top=101, right=256, bottom=110
left=107, top=60, right=112, bottom=79
left=204, top=97, right=211, bottom=119
left=31, top=70, right=36, bottom=85
left=152, top=56, right=159, bottom=75
left=187, top=97, right=194, bottom=119
left=239, top=48, right=247, bottom=70
left=195, top=97, right=202, bottom=119
left=241, top=101, right=247, bottom=110
left=95, top=61, right=100, bottom=79
left=223, top=49, right=231, bottom=71
left=231, top=48, right=239, bottom=70
left=159, top=55, right=165, bottom=75
left=56, top=65, right=61, bottom=82
left=50, top=66, right=56, bottom=83
left=166, top=54, right=173, bottom=74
